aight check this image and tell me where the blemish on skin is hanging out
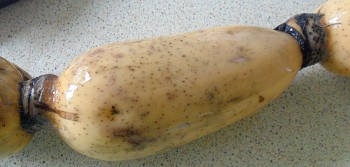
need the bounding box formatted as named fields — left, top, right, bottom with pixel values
left=238, top=46, right=246, bottom=52
left=149, top=44, right=156, bottom=51
left=128, top=48, right=136, bottom=54
left=229, top=56, right=249, bottom=63
left=117, top=88, right=127, bottom=95
left=128, top=136, right=156, bottom=147
left=127, top=65, right=136, bottom=71
left=140, top=111, right=150, bottom=117
left=111, top=106, right=120, bottom=115
left=113, top=127, right=155, bottom=147
left=227, top=30, right=234, bottom=34
left=228, top=97, right=242, bottom=103
left=91, top=48, right=105, bottom=55
left=113, top=127, right=139, bottom=138
left=116, top=53, right=124, bottom=58
left=259, top=96, right=265, bottom=103
left=165, top=76, right=172, bottom=81
left=166, top=92, right=177, bottom=100
left=207, top=92, right=214, bottom=100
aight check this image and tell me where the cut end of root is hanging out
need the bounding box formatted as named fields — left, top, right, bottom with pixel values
left=274, top=13, right=327, bottom=69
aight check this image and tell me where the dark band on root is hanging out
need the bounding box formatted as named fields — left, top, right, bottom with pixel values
left=274, top=13, right=327, bottom=69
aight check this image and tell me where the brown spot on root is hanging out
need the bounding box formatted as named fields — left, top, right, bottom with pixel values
left=128, top=136, right=156, bottom=147
left=113, top=127, right=155, bottom=147
left=259, top=96, right=265, bottom=103
left=149, top=44, right=156, bottom=51
left=227, top=30, right=234, bottom=34
left=127, top=65, right=140, bottom=71
left=91, top=48, right=105, bottom=55
left=0, top=116, right=6, bottom=127
left=166, top=91, right=177, bottom=100
left=127, top=65, right=135, bottom=71
left=111, top=106, right=120, bottom=115
left=116, top=53, right=124, bottom=58
left=227, top=96, right=243, bottom=103
left=140, top=111, right=150, bottom=118
left=207, top=92, right=214, bottom=100
left=114, top=127, right=139, bottom=138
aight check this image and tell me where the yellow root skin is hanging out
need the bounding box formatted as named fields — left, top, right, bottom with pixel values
left=0, top=57, right=32, bottom=158
left=317, top=0, right=350, bottom=76
left=47, top=26, right=302, bottom=161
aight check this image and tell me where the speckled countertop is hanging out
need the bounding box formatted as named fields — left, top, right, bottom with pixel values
left=1, top=0, right=350, bottom=166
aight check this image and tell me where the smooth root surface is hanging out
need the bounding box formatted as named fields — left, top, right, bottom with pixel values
left=47, top=26, right=303, bottom=161
left=317, top=0, right=350, bottom=76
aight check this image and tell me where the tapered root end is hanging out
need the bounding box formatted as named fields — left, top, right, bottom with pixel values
left=0, top=57, right=33, bottom=158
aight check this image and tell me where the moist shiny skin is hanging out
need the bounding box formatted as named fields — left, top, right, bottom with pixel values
left=316, top=0, right=350, bottom=76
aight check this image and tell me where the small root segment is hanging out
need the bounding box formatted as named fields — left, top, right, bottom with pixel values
left=19, top=74, right=60, bottom=134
